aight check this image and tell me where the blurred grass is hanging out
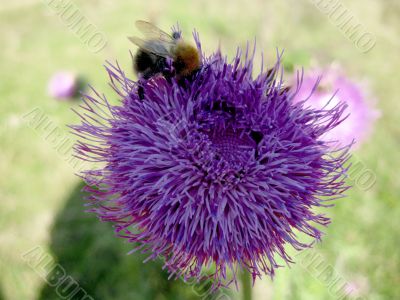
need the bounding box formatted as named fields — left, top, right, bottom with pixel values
left=0, top=0, right=399, bottom=299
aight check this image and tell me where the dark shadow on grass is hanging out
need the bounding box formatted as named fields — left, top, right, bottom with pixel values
left=38, top=182, right=203, bottom=300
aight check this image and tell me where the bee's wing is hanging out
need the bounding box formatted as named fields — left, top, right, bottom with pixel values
left=128, top=36, right=172, bottom=58
left=135, top=20, right=175, bottom=43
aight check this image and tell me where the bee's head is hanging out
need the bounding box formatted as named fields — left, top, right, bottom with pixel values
left=172, top=31, right=181, bottom=40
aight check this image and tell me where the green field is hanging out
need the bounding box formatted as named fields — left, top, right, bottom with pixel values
left=0, top=0, right=399, bottom=299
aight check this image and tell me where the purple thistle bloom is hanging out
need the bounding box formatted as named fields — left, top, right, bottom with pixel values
left=291, top=66, right=380, bottom=149
left=47, top=71, right=78, bottom=100
left=71, top=33, right=351, bottom=288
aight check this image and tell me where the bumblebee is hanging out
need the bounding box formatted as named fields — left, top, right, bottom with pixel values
left=129, top=20, right=201, bottom=80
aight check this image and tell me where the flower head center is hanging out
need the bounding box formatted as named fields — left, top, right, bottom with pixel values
left=208, top=128, right=255, bottom=164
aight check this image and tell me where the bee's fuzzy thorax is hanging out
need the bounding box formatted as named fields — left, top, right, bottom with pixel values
left=173, top=41, right=201, bottom=77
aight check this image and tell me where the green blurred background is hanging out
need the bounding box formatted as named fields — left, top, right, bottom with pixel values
left=0, top=0, right=399, bottom=299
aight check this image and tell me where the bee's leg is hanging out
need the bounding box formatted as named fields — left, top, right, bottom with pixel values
left=162, top=69, right=174, bottom=85
left=136, top=77, right=148, bottom=100
left=158, top=57, right=174, bottom=84
left=137, top=85, right=145, bottom=100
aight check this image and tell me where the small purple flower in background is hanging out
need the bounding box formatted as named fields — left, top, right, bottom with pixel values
left=71, top=31, right=351, bottom=289
left=291, top=66, right=380, bottom=149
left=47, top=71, right=78, bottom=100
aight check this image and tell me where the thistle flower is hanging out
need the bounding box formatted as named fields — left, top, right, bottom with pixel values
left=72, top=33, right=351, bottom=288
left=47, top=71, right=78, bottom=100
left=291, top=66, right=379, bottom=149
